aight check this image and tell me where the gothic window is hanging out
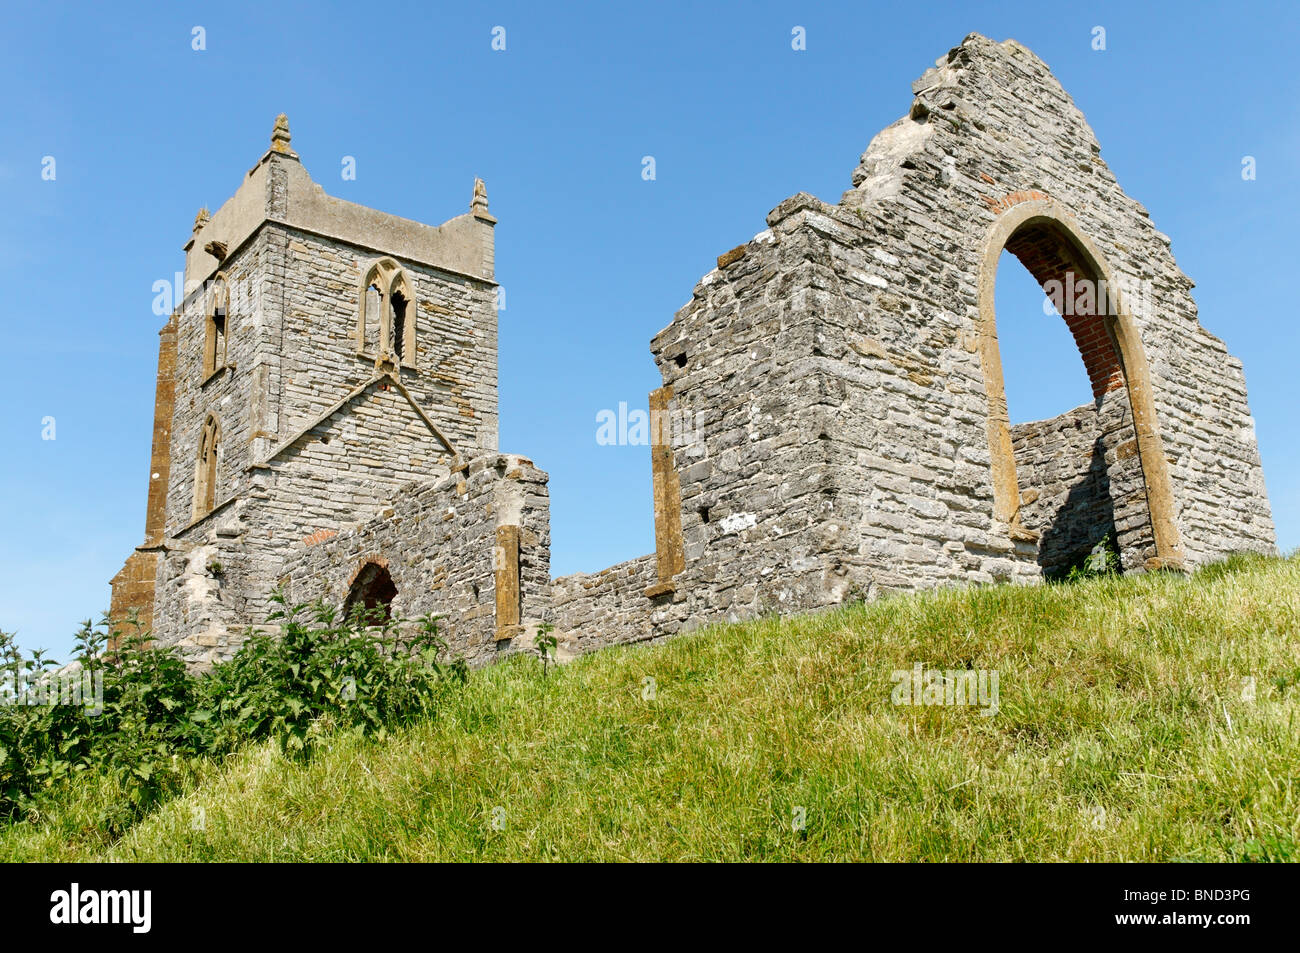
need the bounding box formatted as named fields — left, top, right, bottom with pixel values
left=203, top=274, right=230, bottom=379
left=357, top=259, right=416, bottom=368
left=194, top=415, right=221, bottom=519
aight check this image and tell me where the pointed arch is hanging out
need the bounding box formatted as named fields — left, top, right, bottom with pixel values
left=357, top=257, right=416, bottom=367
left=387, top=267, right=416, bottom=365
left=976, top=198, right=1182, bottom=567
left=194, top=413, right=222, bottom=520
left=357, top=260, right=391, bottom=354
left=203, top=273, right=230, bottom=379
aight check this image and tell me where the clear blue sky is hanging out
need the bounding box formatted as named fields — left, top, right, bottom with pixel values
left=1, top=1, right=1295, bottom=659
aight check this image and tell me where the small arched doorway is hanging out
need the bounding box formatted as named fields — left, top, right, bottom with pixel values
left=343, top=559, right=398, bottom=623
left=977, top=200, right=1182, bottom=574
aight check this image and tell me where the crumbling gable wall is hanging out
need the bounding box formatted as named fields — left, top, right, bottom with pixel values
left=818, top=33, right=1275, bottom=573
left=554, top=33, right=1276, bottom=655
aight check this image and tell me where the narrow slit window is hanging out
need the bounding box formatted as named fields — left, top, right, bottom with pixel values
left=204, top=275, right=231, bottom=379
left=391, top=291, right=407, bottom=361
left=213, top=302, right=226, bottom=366
left=195, top=416, right=221, bottom=519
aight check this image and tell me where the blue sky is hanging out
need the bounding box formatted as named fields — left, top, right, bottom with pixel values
left=1, top=1, right=1295, bottom=659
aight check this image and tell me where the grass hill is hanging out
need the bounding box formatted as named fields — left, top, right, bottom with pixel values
left=3, top=552, right=1297, bottom=862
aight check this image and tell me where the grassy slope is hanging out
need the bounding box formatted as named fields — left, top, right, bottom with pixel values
left=4, top=553, right=1297, bottom=862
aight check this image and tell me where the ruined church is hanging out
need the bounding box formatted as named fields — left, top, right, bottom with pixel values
left=110, top=34, right=1276, bottom=666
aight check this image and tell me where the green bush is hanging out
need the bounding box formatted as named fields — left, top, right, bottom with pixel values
left=0, top=595, right=463, bottom=825
left=204, top=593, right=466, bottom=756
left=1058, top=533, right=1121, bottom=582
left=0, top=618, right=203, bottom=824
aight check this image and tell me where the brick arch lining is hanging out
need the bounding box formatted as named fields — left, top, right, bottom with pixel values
left=346, top=553, right=389, bottom=588
left=1003, top=223, right=1125, bottom=400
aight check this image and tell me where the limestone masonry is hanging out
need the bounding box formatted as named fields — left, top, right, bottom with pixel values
left=110, top=35, right=1276, bottom=667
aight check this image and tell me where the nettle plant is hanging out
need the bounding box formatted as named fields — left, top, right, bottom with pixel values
left=1066, top=534, right=1121, bottom=581
left=0, top=617, right=206, bottom=826
left=0, top=594, right=465, bottom=826
left=205, top=592, right=466, bottom=755
left=533, top=621, right=558, bottom=678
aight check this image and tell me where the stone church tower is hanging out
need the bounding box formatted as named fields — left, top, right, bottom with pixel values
left=111, top=116, right=503, bottom=659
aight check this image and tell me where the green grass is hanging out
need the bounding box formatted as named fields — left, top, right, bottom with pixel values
left=4, top=552, right=1298, bottom=861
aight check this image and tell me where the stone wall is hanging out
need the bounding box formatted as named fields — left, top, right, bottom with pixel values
left=551, top=556, right=681, bottom=657
left=150, top=498, right=257, bottom=663
left=1010, top=396, right=1149, bottom=578
left=277, top=453, right=550, bottom=668
left=271, top=225, right=498, bottom=459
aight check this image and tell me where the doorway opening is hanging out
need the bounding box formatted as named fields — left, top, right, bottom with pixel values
left=344, top=560, right=397, bottom=624
left=982, top=213, right=1159, bottom=577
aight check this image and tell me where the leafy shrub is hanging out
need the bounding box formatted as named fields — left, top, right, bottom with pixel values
left=0, top=596, right=463, bottom=825
left=0, top=617, right=204, bottom=823
left=204, top=593, right=465, bottom=756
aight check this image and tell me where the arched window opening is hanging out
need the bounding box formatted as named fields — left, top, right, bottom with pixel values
left=981, top=213, right=1156, bottom=578
left=194, top=415, right=221, bottom=519
left=363, top=282, right=383, bottom=355
left=390, top=290, right=408, bottom=362
left=343, top=561, right=397, bottom=624
left=204, top=275, right=230, bottom=379
left=357, top=259, right=416, bottom=368
left=1001, top=222, right=1125, bottom=402
left=994, top=250, right=1094, bottom=426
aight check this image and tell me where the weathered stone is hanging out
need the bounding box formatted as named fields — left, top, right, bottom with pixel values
left=110, top=37, right=1275, bottom=672
left=555, top=34, right=1274, bottom=651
